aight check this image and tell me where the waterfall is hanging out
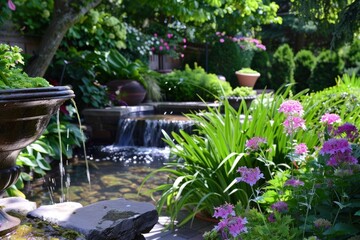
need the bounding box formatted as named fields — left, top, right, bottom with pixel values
left=114, top=115, right=194, bottom=148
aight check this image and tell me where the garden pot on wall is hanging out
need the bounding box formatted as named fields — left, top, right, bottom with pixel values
left=0, top=86, right=74, bottom=235
left=235, top=72, right=260, bottom=88
left=107, top=80, right=146, bottom=106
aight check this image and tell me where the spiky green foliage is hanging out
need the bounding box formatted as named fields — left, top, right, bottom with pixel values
left=141, top=86, right=326, bottom=227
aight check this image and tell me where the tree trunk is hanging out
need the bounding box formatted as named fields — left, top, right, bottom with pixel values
left=25, top=0, right=102, bottom=77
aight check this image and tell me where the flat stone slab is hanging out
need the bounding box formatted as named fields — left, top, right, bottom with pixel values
left=0, top=197, right=37, bottom=215
left=28, top=198, right=158, bottom=240
left=27, top=201, right=83, bottom=223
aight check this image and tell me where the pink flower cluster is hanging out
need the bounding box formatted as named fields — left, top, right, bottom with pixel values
left=213, top=204, right=248, bottom=239
left=215, top=32, right=266, bottom=51
left=245, top=137, right=267, bottom=152
left=236, top=167, right=264, bottom=186
left=279, top=100, right=306, bottom=135
left=294, top=143, right=308, bottom=155
left=151, top=33, right=186, bottom=58
left=278, top=100, right=304, bottom=116
left=320, top=113, right=341, bottom=125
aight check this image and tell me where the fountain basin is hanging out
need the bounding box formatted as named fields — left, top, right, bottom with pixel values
left=0, top=86, right=74, bottom=235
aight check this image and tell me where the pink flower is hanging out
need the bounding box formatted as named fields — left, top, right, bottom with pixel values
left=167, top=33, right=173, bottom=38
left=245, top=137, right=267, bottom=151
left=7, top=0, right=16, bottom=10
left=295, top=143, right=308, bottom=155
left=283, top=116, right=306, bottom=135
left=236, top=167, right=264, bottom=186
left=183, top=45, right=187, bottom=49
left=153, top=33, right=158, bottom=37
left=159, top=46, right=163, bottom=51
left=183, top=38, right=187, bottom=43
left=256, top=44, right=266, bottom=50
left=219, top=38, right=225, bottom=43
left=180, top=53, right=184, bottom=58
left=279, top=100, right=304, bottom=116
left=284, top=178, right=304, bottom=187
left=320, top=113, right=341, bottom=125
left=213, top=204, right=235, bottom=219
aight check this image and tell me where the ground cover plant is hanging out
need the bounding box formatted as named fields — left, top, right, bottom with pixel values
left=142, top=75, right=360, bottom=239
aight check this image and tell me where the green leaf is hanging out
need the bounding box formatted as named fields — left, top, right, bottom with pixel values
left=36, top=156, right=51, bottom=170
left=30, top=143, right=49, bottom=154
left=20, top=172, right=33, bottom=181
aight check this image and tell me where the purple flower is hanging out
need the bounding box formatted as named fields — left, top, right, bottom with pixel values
left=283, top=116, right=306, bottom=135
left=295, top=143, right=308, bottom=155
left=284, top=178, right=304, bottom=187
left=334, top=123, right=359, bottom=142
left=279, top=100, right=304, bottom=116
left=236, top=167, right=264, bottom=186
left=320, top=113, right=341, bottom=125
left=228, top=217, right=248, bottom=238
left=213, top=204, right=235, bottom=219
left=320, top=138, right=358, bottom=166
left=271, top=201, right=288, bottom=213
left=245, top=137, right=267, bottom=151
left=268, top=213, right=276, bottom=222
left=327, top=152, right=358, bottom=166
left=214, top=218, right=229, bottom=232
left=320, top=138, right=352, bottom=155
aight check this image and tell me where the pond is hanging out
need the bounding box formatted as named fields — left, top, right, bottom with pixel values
left=25, top=145, right=171, bottom=206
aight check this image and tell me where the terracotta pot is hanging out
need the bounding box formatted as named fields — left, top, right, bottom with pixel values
left=0, top=86, right=74, bottom=235
left=235, top=72, right=260, bottom=88
left=107, top=80, right=146, bottom=106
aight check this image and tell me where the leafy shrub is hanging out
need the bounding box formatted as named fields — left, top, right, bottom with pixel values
left=208, top=38, right=251, bottom=88
left=157, top=64, right=232, bottom=101
left=270, top=44, right=295, bottom=91
left=251, top=50, right=272, bottom=89
left=227, top=86, right=256, bottom=97
left=343, top=39, right=360, bottom=76
left=301, top=74, right=360, bottom=126
left=308, top=50, right=344, bottom=92
left=294, top=50, right=316, bottom=92
left=63, top=9, right=127, bottom=51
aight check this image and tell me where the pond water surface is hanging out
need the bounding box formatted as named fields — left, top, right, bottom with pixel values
left=26, top=145, right=171, bottom=206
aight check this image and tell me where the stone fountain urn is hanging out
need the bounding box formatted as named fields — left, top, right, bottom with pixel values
left=0, top=86, right=74, bottom=235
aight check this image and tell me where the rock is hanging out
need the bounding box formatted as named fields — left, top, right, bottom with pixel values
left=28, top=198, right=158, bottom=240
left=27, top=202, right=83, bottom=223
left=0, top=197, right=37, bottom=216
